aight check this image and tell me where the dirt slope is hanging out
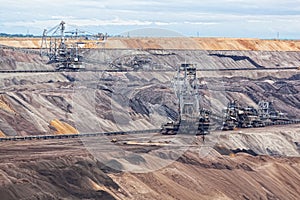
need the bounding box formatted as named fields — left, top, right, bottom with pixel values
left=0, top=68, right=299, bottom=136
left=0, top=39, right=300, bottom=199
left=0, top=125, right=299, bottom=200
left=0, top=48, right=299, bottom=137
left=49, top=119, right=79, bottom=135
left=1, top=37, right=300, bottom=51
left=112, top=153, right=300, bottom=200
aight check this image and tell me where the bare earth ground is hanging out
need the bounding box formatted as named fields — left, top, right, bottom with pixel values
left=0, top=38, right=300, bottom=199
left=0, top=125, right=300, bottom=200
left=0, top=47, right=300, bottom=137
left=1, top=37, right=300, bottom=51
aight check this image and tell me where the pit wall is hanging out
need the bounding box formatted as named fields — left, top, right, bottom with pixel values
left=1, top=37, right=300, bottom=51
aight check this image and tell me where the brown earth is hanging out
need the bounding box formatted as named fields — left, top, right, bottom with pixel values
left=0, top=130, right=5, bottom=137
left=0, top=39, right=300, bottom=199
left=0, top=46, right=300, bottom=136
left=0, top=125, right=299, bottom=200
left=49, top=119, right=79, bottom=135
left=1, top=37, right=300, bottom=51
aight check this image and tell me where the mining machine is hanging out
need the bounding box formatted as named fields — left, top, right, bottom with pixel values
left=161, top=64, right=210, bottom=138
left=222, top=100, right=264, bottom=131
left=40, top=21, right=85, bottom=71
left=221, top=100, right=290, bottom=131
left=221, top=100, right=240, bottom=130
left=258, top=101, right=288, bottom=122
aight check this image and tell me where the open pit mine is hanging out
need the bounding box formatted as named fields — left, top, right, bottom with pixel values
left=0, top=25, right=300, bottom=199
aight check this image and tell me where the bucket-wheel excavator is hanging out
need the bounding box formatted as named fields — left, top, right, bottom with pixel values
left=160, top=64, right=210, bottom=138
left=40, top=21, right=85, bottom=71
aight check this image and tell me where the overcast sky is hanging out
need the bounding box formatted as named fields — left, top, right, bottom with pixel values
left=1, top=0, right=300, bottom=38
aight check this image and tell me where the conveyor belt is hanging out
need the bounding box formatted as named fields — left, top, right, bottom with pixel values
left=0, top=129, right=161, bottom=142
left=0, top=67, right=297, bottom=74
left=0, top=119, right=299, bottom=142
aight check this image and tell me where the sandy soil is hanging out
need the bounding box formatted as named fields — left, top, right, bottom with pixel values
left=0, top=47, right=300, bottom=137
left=0, top=39, right=300, bottom=199
left=0, top=125, right=299, bottom=199
left=1, top=37, right=300, bottom=51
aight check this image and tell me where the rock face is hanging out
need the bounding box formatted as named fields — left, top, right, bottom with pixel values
left=1, top=37, right=300, bottom=51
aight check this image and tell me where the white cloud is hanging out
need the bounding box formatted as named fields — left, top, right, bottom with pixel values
left=184, top=21, right=219, bottom=25
left=1, top=0, right=300, bottom=38
left=51, top=16, right=75, bottom=20
left=3, top=18, right=153, bottom=27
left=154, top=22, right=178, bottom=26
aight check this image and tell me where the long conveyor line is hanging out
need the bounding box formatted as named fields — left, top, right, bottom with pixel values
left=263, top=119, right=300, bottom=126
left=0, top=119, right=299, bottom=142
left=0, top=129, right=161, bottom=142
left=0, top=67, right=297, bottom=74
left=2, top=45, right=300, bottom=52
